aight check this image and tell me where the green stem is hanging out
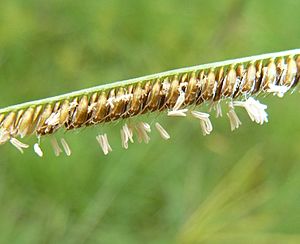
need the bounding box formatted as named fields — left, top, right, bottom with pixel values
left=1, top=49, right=299, bottom=114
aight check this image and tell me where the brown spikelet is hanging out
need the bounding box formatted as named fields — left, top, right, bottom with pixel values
left=128, top=83, right=143, bottom=116
left=2, top=112, right=17, bottom=134
left=91, top=91, right=108, bottom=123
left=202, top=69, right=216, bottom=101
left=59, top=100, right=70, bottom=125
left=220, top=65, right=234, bottom=98
left=28, top=105, right=43, bottom=135
left=145, top=80, right=162, bottom=112
left=36, top=104, right=53, bottom=135
left=72, top=95, right=89, bottom=127
left=165, top=75, right=180, bottom=107
left=263, top=58, right=277, bottom=90
left=253, top=60, right=263, bottom=93
left=185, top=72, right=198, bottom=104
left=213, top=66, right=224, bottom=101
left=110, top=88, right=126, bottom=120
left=17, top=107, right=35, bottom=138
left=13, top=110, right=25, bottom=135
left=284, top=56, right=297, bottom=86
left=243, top=62, right=256, bottom=93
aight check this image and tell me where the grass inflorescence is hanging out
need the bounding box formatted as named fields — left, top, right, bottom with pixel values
left=1, top=49, right=300, bottom=156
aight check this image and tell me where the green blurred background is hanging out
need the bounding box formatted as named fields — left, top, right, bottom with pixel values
left=0, top=0, right=300, bottom=243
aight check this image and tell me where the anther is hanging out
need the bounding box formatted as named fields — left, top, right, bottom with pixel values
left=191, top=111, right=213, bottom=136
left=155, top=122, right=170, bottom=140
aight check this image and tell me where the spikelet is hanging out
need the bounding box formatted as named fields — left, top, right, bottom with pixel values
left=0, top=49, right=299, bottom=155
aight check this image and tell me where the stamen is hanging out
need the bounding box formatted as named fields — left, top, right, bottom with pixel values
left=10, top=138, right=29, bottom=154
left=155, top=122, right=170, bottom=140
left=96, top=134, right=112, bottom=155
left=123, top=123, right=134, bottom=143
left=103, top=134, right=112, bottom=152
left=227, top=104, right=242, bottom=131
left=51, top=138, right=62, bottom=156
left=96, top=135, right=106, bottom=154
left=120, top=129, right=128, bottom=149
left=34, top=143, right=43, bottom=157
left=191, top=111, right=213, bottom=136
left=167, top=109, right=188, bottom=117
left=210, top=102, right=223, bottom=118
left=135, top=122, right=151, bottom=144
left=141, top=122, right=151, bottom=133
left=120, top=123, right=134, bottom=149
left=216, top=102, right=222, bottom=118
left=61, top=138, right=71, bottom=156
left=233, top=97, right=268, bottom=125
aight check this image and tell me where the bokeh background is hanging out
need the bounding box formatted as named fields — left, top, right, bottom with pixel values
left=0, top=0, right=300, bottom=243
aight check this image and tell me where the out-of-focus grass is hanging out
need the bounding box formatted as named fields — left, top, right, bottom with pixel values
left=0, top=0, right=300, bottom=243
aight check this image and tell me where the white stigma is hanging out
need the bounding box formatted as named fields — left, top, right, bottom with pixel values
left=173, top=83, right=187, bottom=111
left=45, top=112, right=60, bottom=126
left=106, top=94, right=133, bottom=109
left=233, top=97, right=268, bottom=125
left=69, top=100, right=78, bottom=109
left=173, top=91, right=185, bottom=111
left=106, top=97, right=115, bottom=109
left=88, top=102, right=97, bottom=113
left=267, top=84, right=289, bottom=98
left=162, top=80, right=171, bottom=94
left=191, top=111, right=213, bottom=136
